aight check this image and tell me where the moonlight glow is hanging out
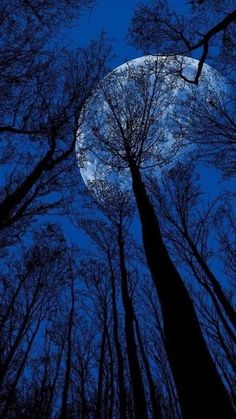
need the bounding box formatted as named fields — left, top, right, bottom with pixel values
left=76, top=55, right=225, bottom=191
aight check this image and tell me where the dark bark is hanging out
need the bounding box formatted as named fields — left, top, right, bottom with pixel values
left=129, top=159, right=235, bottom=419
left=0, top=318, right=41, bottom=419
left=188, top=258, right=236, bottom=345
left=0, top=134, right=56, bottom=229
left=184, top=9, right=236, bottom=85
left=80, top=376, right=88, bottom=419
left=216, top=323, right=236, bottom=375
left=0, top=131, right=75, bottom=230
left=94, top=313, right=107, bottom=419
left=106, top=331, right=114, bottom=419
left=59, top=275, right=75, bottom=419
left=0, top=284, right=41, bottom=388
left=108, top=256, right=127, bottom=419
left=46, top=339, right=65, bottom=418
left=134, top=314, right=163, bottom=419
left=0, top=275, right=26, bottom=331
left=117, top=226, right=148, bottom=419
left=184, top=231, right=236, bottom=332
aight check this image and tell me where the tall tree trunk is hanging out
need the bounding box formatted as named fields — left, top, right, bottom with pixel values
left=188, top=258, right=236, bottom=344
left=129, top=160, right=234, bottom=419
left=0, top=275, right=26, bottom=331
left=108, top=256, right=127, bottom=418
left=0, top=135, right=56, bottom=229
left=47, top=339, right=65, bottom=418
left=117, top=226, right=148, bottom=419
left=184, top=229, right=236, bottom=331
left=59, top=275, right=75, bottom=419
left=94, top=312, right=107, bottom=419
left=134, top=314, right=163, bottom=419
left=0, top=318, right=41, bottom=419
left=106, top=331, right=114, bottom=419
left=0, top=285, right=40, bottom=388
left=80, top=367, right=88, bottom=419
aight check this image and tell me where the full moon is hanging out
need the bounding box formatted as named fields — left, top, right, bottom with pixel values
left=76, top=55, right=225, bottom=192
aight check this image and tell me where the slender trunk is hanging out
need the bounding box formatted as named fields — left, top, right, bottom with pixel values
left=134, top=315, right=163, bottom=419
left=80, top=367, right=88, bottom=419
left=108, top=256, right=127, bottom=418
left=216, top=323, right=236, bottom=375
left=0, top=285, right=40, bottom=388
left=106, top=331, right=114, bottom=419
left=188, top=259, right=236, bottom=344
left=104, top=370, right=110, bottom=419
left=0, top=136, right=56, bottom=229
left=129, top=160, right=234, bottom=419
left=153, top=350, right=180, bottom=418
left=164, top=373, right=180, bottom=419
left=0, top=318, right=41, bottom=419
left=59, top=275, right=75, bottom=419
left=46, top=339, right=65, bottom=418
left=117, top=226, right=148, bottom=419
left=94, top=314, right=107, bottom=419
left=184, top=231, right=236, bottom=331
left=0, top=275, right=25, bottom=331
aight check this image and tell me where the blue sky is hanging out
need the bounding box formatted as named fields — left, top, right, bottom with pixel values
left=56, top=0, right=235, bottom=284
left=62, top=0, right=187, bottom=66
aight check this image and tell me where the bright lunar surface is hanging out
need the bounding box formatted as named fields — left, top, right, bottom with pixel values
left=76, top=55, right=225, bottom=192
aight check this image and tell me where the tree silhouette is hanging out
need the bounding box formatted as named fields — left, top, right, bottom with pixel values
left=1, top=1, right=235, bottom=418
left=77, top=57, right=235, bottom=417
left=129, top=0, right=236, bottom=83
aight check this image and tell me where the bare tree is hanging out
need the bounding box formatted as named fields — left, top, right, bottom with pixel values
left=77, top=59, right=235, bottom=417
left=148, top=162, right=236, bottom=334
left=78, top=183, right=152, bottom=418
left=128, top=0, right=236, bottom=84
left=59, top=257, right=76, bottom=419
left=0, top=41, right=110, bottom=242
left=128, top=0, right=236, bottom=178
left=0, top=224, right=69, bottom=417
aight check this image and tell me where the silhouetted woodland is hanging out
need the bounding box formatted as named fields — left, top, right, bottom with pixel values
left=0, top=1, right=235, bottom=418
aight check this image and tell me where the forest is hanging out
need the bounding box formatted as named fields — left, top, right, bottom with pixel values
left=0, top=1, right=235, bottom=418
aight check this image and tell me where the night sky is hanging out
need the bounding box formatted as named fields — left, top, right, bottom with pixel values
left=57, top=0, right=234, bottom=250
left=1, top=1, right=235, bottom=417
left=62, top=0, right=187, bottom=65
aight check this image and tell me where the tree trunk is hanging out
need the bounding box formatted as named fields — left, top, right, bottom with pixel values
left=108, top=256, right=127, bottom=418
left=117, top=226, right=148, bottom=419
left=59, top=275, right=75, bottom=419
left=129, top=160, right=234, bottom=419
left=0, top=137, right=56, bottom=229
left=47, top=339, right=65, bottom=418
left=134, top=314, right=163, bottom=419
left=80, top=369, right=88, bottom=419
left=94, top=315, right=107, bottom=419
left=0, top=285, right=40, bottom=388
left=0, top=318, right=41, bottom=419
left=184, top=230, right=236, bottom=331
left=188, top=258, right=236, bottom=345
left=106, top=331, right=114, bottom=419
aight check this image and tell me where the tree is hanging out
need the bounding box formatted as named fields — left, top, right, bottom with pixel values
left=77, top=58, right=235, bottom=417
left=0, top=0, right=110, bottom=247
left=128, top=0, right=236, bottom=178
left=148, top=162, right=236, bottom=334
left=78, top=183, right=153, bottom=418
left=59, top=257, right=76, bottom=419
left=128, top=0, right=236, bottom=84
left=79, top=257, right=112, bottom=419
left=147, top=161, right=236, bottom=403
left=0, top=224, right=69, bottom=417
left=0, top=41, right=110, bottom=237
left=180, top=84, right=236, bottom=177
